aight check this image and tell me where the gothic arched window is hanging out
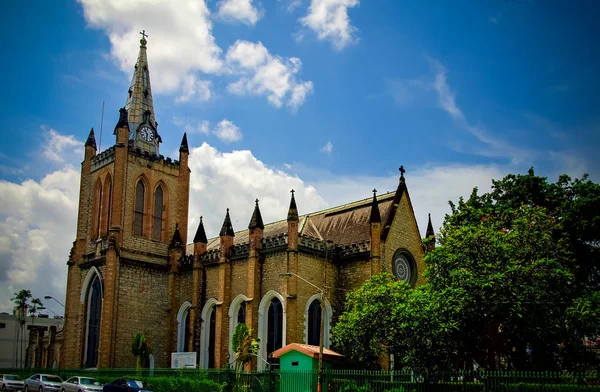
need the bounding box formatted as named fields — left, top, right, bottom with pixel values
left=237, top=302, right=246, bottom=325
left=84, top=274, right=102, bottom=368
left=91, top=180, right=102, bottom=239
left=134, top=181, right=145, bottom=236
left=307, top=299, right=321, bottom=346
left=152, top=186, right=164, bottom=241
left=267, top=298, right=283, bottom=358
left=208, top=307, right=216, bottom=368
left=101, top=175, right=112, bottom=236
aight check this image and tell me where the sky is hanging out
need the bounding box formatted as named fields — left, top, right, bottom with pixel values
left=0, top=0, right=598, bottom=315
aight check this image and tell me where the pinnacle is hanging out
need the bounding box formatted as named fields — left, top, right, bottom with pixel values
left=287, top=189, right=299, bottom=222
left=220, top=209, right=235, bottom=237
left=85, top=128, right=97, bottom=150
left=249, top=199, right=265, bottom=230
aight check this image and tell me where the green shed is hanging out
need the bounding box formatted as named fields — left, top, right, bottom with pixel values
left=272, top=343, right=344, bottom=392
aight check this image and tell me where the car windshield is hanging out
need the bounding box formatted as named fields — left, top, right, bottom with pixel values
left=127, top=380, right=149, bottom=389
left=5, top=376, right=19, bottom=381
left=80, top=379, right=99, bottom=385
left=42, top=376, right=62, bottom=383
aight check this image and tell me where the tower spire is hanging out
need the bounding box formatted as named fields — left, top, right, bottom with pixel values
left=249, top=199, right=265, bottom=230
left=369, top=189, right=381, bottom=223
left=220, top=208, right=235, bottom=237
left=194, top=216, right=208, bottom=244
left=85, top=128, right=97, bottom=150
left=125, top=30, right=157, bottom=140
left=287, top=189, right=299, bottom=222
left=426, top=213, right=435, bottom=238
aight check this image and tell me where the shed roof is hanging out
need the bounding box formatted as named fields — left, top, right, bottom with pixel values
left=271, top=343, right=344, bottom=360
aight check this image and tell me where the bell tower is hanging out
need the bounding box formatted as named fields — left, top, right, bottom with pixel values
left=125, top=30, right=161, bottom=154
left=62, top=31, right=190, bottom=368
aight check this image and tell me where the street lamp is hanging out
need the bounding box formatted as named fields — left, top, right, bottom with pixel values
left=279, top=271, right=327, bottom=392
left=44, top=296, right=65, bottom=308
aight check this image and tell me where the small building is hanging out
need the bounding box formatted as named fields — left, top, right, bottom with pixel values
left=273, top=343, right=344, bottom=392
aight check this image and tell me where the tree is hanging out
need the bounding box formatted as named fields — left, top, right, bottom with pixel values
left=11, top=289, right=31, bottom=368
left=231, top=323, right=259, bottom=372
left=132, top=333, right=153, bottom=370
left=333, top=169, right=600, bottom=371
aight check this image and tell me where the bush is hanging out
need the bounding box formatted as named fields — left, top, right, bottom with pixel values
left=144, top=376, right=222, bottom=392
left=506, top=383, right=600, bottom=391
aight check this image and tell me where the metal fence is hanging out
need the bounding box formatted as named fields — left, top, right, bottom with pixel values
left=2, top=368, right=600, bottom=391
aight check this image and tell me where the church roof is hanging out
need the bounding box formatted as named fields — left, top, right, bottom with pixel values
left=185, top=191, right=398, bottom=255
left=124, top=31, right=156, bottom=138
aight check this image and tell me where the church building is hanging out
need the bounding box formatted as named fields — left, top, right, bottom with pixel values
left=61, top=34, right=435, bottom=370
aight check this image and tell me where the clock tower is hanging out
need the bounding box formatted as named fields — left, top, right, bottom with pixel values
left=125, top=30, right=161, bottom=154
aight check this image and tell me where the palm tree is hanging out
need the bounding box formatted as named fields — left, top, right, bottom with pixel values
left=11, top=290, right=32, bottom=368
left=132, top=333, right=153, bottom=372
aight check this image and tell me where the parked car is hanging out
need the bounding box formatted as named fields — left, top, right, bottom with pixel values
left=60, top=378, right=102, bottom=392
left=1, top=374, right=25, bottom=391
left=102, top=379, right=152, bottom=392
left=24, top=374, right=63, bottom=392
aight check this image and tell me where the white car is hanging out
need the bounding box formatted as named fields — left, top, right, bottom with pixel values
left=1, top=374, right=24, bottom=391
left=60, top=377, right=102, bottom=392
left=24, top=374, right=62, bottom=392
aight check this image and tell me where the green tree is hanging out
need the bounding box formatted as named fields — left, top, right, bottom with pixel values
left=132, top=333, right=153, bottom=370
left=231, top=323, right=259, bottom=372
left=11, top=289, right=32, bottom=368
left=333, top=169, right=600, bottom=371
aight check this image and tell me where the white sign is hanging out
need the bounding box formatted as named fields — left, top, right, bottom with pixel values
left=171, top=352, right=197, bottom=368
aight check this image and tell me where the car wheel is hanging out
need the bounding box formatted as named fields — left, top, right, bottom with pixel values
left=24, top=385, right=29, bottom=392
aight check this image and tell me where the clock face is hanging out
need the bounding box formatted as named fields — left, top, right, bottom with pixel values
left=140, top=126, right=154, bottom=142
left=393, top=253, right=413, bottom=284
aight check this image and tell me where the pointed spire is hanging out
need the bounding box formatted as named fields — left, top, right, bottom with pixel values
left=85, top=128, right=97, bottom=150
left=287, top=189, right=299, bottom=221
left=194, top=216, right=208, bottom=244
left=124, top=30, right=157, bottom=137
left=399, top=165, right=406, bottom=184
left=220, top=208, right=235, bottom=237
left=179, top=132, right=189, bottom=153
left=169, top=223, right=183, bottom=249
left=369, top=189, right=381, bottom=223
left=426, top=213, right=435, bottom=238
left=249, top=199, right=265, bottom=230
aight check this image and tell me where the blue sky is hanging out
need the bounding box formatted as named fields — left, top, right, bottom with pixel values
left=0, top=0, right=598, bottom=313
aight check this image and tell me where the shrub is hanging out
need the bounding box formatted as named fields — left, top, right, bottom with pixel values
left=506, top=383, right=600, bottom=391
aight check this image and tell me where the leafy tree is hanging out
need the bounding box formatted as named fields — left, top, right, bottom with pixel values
left=333, top=169, right=600, bottom=371
left=132, top=333, right=153, bottom=369
left=231, top=323, right=259, bottom=372
left=11, top=289, right=32, bottom=368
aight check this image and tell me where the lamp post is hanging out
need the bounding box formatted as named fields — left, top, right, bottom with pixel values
left=44, top=296, right=65, bottom=309
left=280, top=239, right=333, bottom=392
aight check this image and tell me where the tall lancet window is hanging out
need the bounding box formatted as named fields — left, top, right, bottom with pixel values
left=307, top=299, right=322, bottom=346
left=267, top=298, right=283, bottom=358
left=152, top=186, right=163, bottom=241
left=84, top=274, right=102, bottom=368
left=134, top=181, right=145, bottom=236
left=208, top=307, right=216, bottom=368
left=91, top=180, right=102, bottom=240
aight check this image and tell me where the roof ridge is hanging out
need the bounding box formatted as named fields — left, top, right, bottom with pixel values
left=195, top=191, right=397, bottom=245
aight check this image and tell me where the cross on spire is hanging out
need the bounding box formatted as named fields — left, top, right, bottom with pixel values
left=399, top=165, right=406, bottom=177
left=139, top=30, right=148, bottom=46
left=372, top=188, right=377, bottom=196
left=290, top=189, right=295, bottom=195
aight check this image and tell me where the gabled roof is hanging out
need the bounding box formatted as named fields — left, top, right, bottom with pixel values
left=271, top=343, right=344, bottom=360
left=186, top=191, right=399, bottom=255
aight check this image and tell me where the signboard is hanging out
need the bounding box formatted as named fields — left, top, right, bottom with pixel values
left=171, top=352, right=197, bottom=369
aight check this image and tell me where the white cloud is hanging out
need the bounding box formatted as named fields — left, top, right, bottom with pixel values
left=213, top=119, right=243, bottom=143
left=78, top=0, right=222, bottom=95
left=225, top=40, right=314, bottom=109
left=172, top=116, right=211, bottom=135
left=78, top=0, right=314, bottom=109
left=0, top=129, right=83, bottom=314
left=187, top=143, right=329, bottom=240
left=283, top=0, right=303, bottom=12
left=426, top=57, right=533, bottom=164
left=175, top=76, right=212, bottom=103
left=299, top=0, right=359, bottom=50
left=217, top=0, right=261, bottom=25
left=42, top=127, right=83, bottom=165
left=321, top=141, right=333, bottom=154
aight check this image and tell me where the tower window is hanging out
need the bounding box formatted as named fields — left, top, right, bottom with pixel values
left=152, top=186, right=163, bottom=241
left=134, top=181, right=145, bottom=236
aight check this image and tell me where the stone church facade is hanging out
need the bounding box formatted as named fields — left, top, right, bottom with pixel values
left=61, top=35, right=435, bottom=370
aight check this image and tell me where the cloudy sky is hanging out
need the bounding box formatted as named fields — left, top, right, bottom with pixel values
left=0, top=0, right=598, bottom=315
